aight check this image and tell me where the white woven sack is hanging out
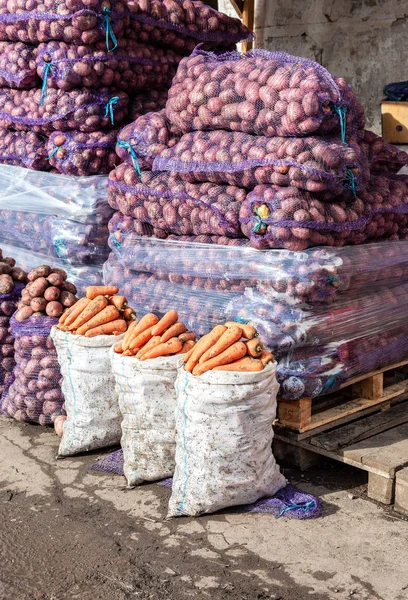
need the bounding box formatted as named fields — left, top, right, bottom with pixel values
left=168, top=362, right=286, bottom=517
left=51, top=327, right=124, bottom=456
left=110, top=349, right=179, bottom=487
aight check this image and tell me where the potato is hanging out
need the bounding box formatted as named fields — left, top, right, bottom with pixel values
left=49, top=268, right=67, bottom=281
left=45, top=301, right=64, bottom=317
left=30, top=297, right=48, bottom=312
left=129, top=89, right=169, bottom=121
left=59, top=291, right=77, bottom=307
left=26, top=277, right=49, bottom=298
left=44, top=286, right=60, bottom=301
left=0, top=262, right=12, bottom=275
left=0, top=274, right=14, bottom=294
left=10, top=266, right=27, bottom=282
left=54, top=414, right=67, bottom=438
left=15, top=306, right=34, bottom=321
left=2, top=257, right=15, bottom=267
left=28, top=266, right=51, bottom=281
left=61, top=281, right=77, bottom=295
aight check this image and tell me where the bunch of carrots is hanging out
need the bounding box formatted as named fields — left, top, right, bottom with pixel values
left=114, top=310, right=196, bottom=359
left=184, top=322, right=274, bottom=375
left=57, top=285, right=136, bottom=337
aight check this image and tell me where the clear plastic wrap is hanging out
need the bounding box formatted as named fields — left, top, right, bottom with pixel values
left=360, top=130, right=408, bottom=174
left=165, top=49, right=365, bottom=138
left=126, top=0, right=253, bottom=55
left=154, top=130, right=369, bottom=198
left=129, top=89, right=170, bottom=121
left=0, top=129, right=49, bottom=171
left=0, top=41, right=38, bottom=88
left=47, top=130, right=118, bottom=176
left=0, top=88, right=129, bottom=134
left=0, top=315, right=65, bottom=425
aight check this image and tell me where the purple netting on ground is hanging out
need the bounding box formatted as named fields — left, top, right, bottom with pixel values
left=47, top=130, right=118, bottom=176
left=0, top=88, right=129, bottom=134
left=0, top=41, right=38, bottom=88
left=154, top=130, right=369, bottom=198
left=165, top=49, right=365, bottom=138
left=116, top=110, right=181, bottom=171
left=126, top=0, right=253, bottom=55
left=108, top=167, right=247, bottom=237
left=1, top=314, right=65, bottom=425
left=129, top=89, right=170, bottom=121
left=360, top=130, right=408, bottom=174
left=0, top=129, right=49, bottom=171
left=89, top=451, right=321, bottom=519
left=0, top=282, right=24, bottom=401
left=0, top=0, right=129, bottom=47
left=36, top=40, right=181, bottom=93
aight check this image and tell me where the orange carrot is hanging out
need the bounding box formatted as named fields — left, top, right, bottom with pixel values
left=128, top=326, right=155, bottom=352
left=160, top=322, right=187, bottom=343
left=185, top=325, right=227, bottom=373
left=128, top=313, right=158, bottom=341
left=108, top=295, right=128, bottom=311
left=192, top=342, right=247, bottom=376
left=58, top=308, right=72, bottom=327
left=213, top=357, right=263, bottom=372
left=76, top=305, right=120, bottom=336
left=151, top=310, right=178, bottom=336
left=176, top=340, right=195, bottom=355
left=245, top=338, right=264, bottom=358
left=183, top=347, right=195, bottom=362
left=63, top=297, right=91, bottom=328
left=85, top=319, right=127, bottom=337
left=178, top=331, right=196, bottom=343
left=225, top=321, right=257, bottom=340
left=68, top=295, right=107, bottom=330
left=86, top=285, right=119, bottom=300
left=260, top=350, right=275, bottom=366
left=136, top=336, right=161, bottom=359
left=122, top=307, right=136, bottom=321
left=200, top=325, right=243, bottom=364
left=114, top=341, right=123, bottom=354
left=122, top=319, right=138, bottom=351
left=141, top=337, right=182, bottom=360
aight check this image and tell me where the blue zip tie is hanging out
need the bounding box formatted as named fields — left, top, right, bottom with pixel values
left=46, top=145, right=59, bottom=161
left=102, top=7, right=118, bottom=52
left=344, top=168, right=357, bottom=197
left=234, top=316, right=249, bottom=325
left=276, top=500, right=316, bottom=519
left=105, top=96, right=119, bottom=125
left=252, top=207, right=267, bottom=233
left=116, top=140, right=141, bottom=179
left=333, top=105, right=347, bottom=145
left=40, top=62, right=52, bottom=107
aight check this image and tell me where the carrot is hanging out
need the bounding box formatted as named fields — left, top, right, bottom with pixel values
left=63, top=297, right=91, bottom=328
left=200, top=326, right=243, bottom=364
left=58, top=308, right=72, bottom=327
left=185, top=325, right=227, bottom=373
left=86, top=285, right=119, bottom=300
left=122, top=319, right=138, bottom=351
left=141, top=337, right=182, bottom=360
left=114, top=341, right=123, bottom=354
left=183, top=347, right=195, bottom=362
left=176, top=340, right=195, bottom=355
left=127, top=313, right=158, bottom=343
left=108, top=295, right=128, bottom=311
left=213, top=357, right=263, bottom=372
left=178, top=331, right=196, bottom=343
left=192, top=342, right=247, bottom=376
left=151, top=310, right=178, bottom=336
left=85, top=319, right=127, bottom=337
left=160, top=322, right=187, bottom=343
left=260, top=350, right=275, bottom=366
left=76, top=305, right=120, bottom=336
left=136, top=336, right=161, bottom=359
left=68, top=295, right=107, bottom=330
left=122, top=307, right=136, bottom=321
left=245, top=338, right=264, bottom=358
left=128, top=326, right=155, bottom=352
left=225, top=321, right=257, bottom=339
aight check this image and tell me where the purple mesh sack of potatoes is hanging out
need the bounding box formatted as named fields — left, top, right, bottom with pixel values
left=129, top=89, right=169, bottom=121
left=154, top=130, right=370, bottom=198
left=0, top=129, right=49, bottom=171
left=0, top=282, right=24, bottom=399
left=360, top=130, right=408, bottom=174
left=0, top=88, right=128, bottom=134
left=126, top=0, right=253, bottom=56
left=1, top=315, right=65, bottom=425
left=0, top=41, right=38, bottom=88
left=116, top=109, right=181, bottom=171
left=165, top=49, right=365, bottom=138
left=239, top=175, right=408, bottom=251
left=47, top=130, right=118, bottom=176
left=0, top=0, right=129, bottom=48
left=108, top=165, right=247, bottom=237
left=36, top=39, right=181, bottom=93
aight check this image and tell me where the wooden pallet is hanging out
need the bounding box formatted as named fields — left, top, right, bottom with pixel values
left=275, top=359, right=408, bottom=440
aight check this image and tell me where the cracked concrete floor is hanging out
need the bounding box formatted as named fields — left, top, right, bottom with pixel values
left=0, top=416, right=407, bottom=600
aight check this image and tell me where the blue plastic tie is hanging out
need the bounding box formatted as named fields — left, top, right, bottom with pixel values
left=333, top=105, right=347, bottom=145
left=344, top=168, right=357, bottom=197
left=46, top=145, right=59, bottom=161
left=116, top=140, right=141, bottom=179
left=102, top=6, right=118, bottom=52
left=321, top=374, right=338, bottom=394
left=40, top=62, right=52, bottom=107
left=105, top=96, right=119, bottom=125
left=327, top=274, right=339, bottom=286
left=252, top=207, right=267, bottom=233
left=275, top=500, right=316, bottom=519
left=234, top=316, right=249, bottom=325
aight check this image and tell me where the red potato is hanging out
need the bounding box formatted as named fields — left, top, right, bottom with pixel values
left=129, top=89, right=169, bottom=121
left=0, top=129, right=49, bottom=171
left=46, top=301, right=64, bottom=317
left=26, top=277, right=49, bottom=298
left=30, top=297, right=47, bottom=312
left=44, top=286, right=60, bottom=301
left=59, top=291, right=77, bottom=307
left=28, top=266, right=51, bottom=281
left=0, top=274, right=14, bottom=294
left=0, top=41, right=37, bottom=89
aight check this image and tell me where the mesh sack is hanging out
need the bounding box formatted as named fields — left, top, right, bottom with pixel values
left=0, top=0, right=129, bottom=48
left=165, top=49, right=365, bottom=138
left=116, top=109, right=180, bottom=171
left=0, top=41, right=38, bottom=89
left=239, top=175, right=408, bottom=251
left=0, top=282, right=24, bottom=399
left=129, top=89, right=169, bottom=121
left=0, top=88, right=129, bottom=134
left=0, top=129, right=49, bottom=171
left=126, top=0, right=253, bottom=56
left=0, top=314, right=64, bottom=425
left=154, top=130, right=369, bottom=198
left=36, top=39, right=181, bottom=94
left=47, top=130, right=118, bottom=176
left=383, top=81, right=408, bottom=102
left=360, top=130, right=408, bottom=174
left=108, top=166, right=247, bottom=237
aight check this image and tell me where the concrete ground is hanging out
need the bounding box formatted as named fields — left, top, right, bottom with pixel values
left=1, top=415, right=407, bottom=600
